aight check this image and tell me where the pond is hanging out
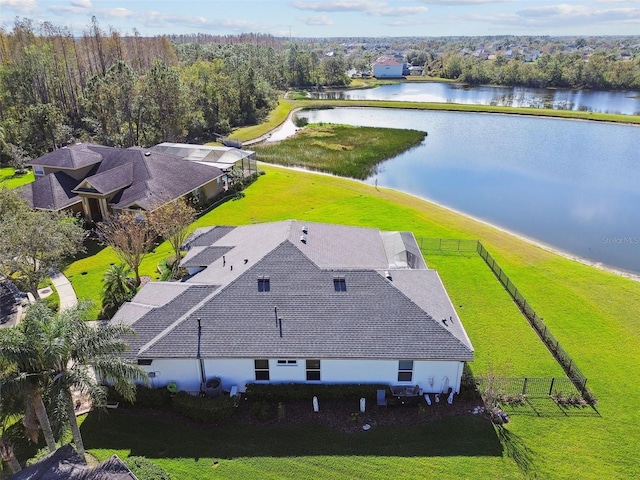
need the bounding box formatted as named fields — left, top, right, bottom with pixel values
left=310, top=82, right=640, bottom=116
left=269, top=107, right=640, bottom=275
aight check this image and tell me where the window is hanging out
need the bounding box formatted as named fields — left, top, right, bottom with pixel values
left=137, top=359, right=153, bottom=366
left=333, top=277, right=346, bottom=292
left=306, top=359, right=321, bottom=381
left=398, top=360, right=413, bottom=382
left=258, top=277, right=270, bottom=292
left=33, top=166, right=45, bottom=176
left=277, top=359, right=297, bottom=366
left=254, top=359, right=270, bottom=381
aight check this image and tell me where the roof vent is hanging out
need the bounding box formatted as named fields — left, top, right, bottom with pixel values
left=385, top=271, right=392, bottom=281
left=300, top=235, right=307, bottom=244
left=302, top=226, right=308, bottom=234
left=144, top=151, right=151, bottom=156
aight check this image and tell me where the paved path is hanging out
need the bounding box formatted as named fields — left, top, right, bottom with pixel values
left=49, top=270, right=78, bottom=310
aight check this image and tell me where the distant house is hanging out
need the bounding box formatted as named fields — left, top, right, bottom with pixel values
left=20, top=143, right=225, bottom=221
left=113, top=221, right=474, bottom=396
left=372, top=56, right=404, bottom=78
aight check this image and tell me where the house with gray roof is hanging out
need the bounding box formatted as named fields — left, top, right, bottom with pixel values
left=20, top=143, right=225, bottom=221
left=112, top=221, right=473, bottom=395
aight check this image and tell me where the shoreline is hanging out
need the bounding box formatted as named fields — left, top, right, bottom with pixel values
left=259, top=161, right=640, bottom=283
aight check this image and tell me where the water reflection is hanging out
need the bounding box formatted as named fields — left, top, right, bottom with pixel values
left=310, top=83, right=640, bottom=115
left=269, top=107, right=640, bottom=274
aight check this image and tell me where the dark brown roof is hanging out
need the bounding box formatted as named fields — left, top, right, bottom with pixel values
left=23, top=144, right=224, bottom=213
left=18, top=171, right=82, bottom=211
left=28, top=143, right=103, bottom=170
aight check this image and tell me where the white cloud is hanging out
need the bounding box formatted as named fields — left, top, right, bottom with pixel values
left=377, top=6, right=429, bottom=16
left=70, top=0, right=91, bottom=7
left=299, top=14, right=334, bottom=25
left=292, top=0, right=384, bottom=12
left=416, top=0, right=511, bottom=5
left=0, top=0, right=39, bottom=14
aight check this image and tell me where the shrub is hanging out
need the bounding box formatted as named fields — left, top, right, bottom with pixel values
left=105, top=385, right=170, bottom=408
left=124, top=456, right=172, bottom=480
left=171, top=392, right=237, bottom=423
left=251, top=400, right=274, bottom=421
left=245, top=383, right=388, bottom=402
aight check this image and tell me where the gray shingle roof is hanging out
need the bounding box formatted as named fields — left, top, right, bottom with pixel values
left=9, top=444, right=136, bottom=480
left=120, top=221, right=474, bottom=363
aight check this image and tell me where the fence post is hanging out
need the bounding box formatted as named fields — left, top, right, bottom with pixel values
left=523, top=377, right=528, bottom=395
left=549, top=378, right=555, bottom=396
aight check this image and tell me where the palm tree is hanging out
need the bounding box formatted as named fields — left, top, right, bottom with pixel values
left=101, top=263, right=137, bottom=318
left=0, top=302, right=148, bottom=459
left=1, top=359, right=24, bottom=474
left=0, top=310, right=58, bottom=453
left=37, top=301, right=148, bottom=457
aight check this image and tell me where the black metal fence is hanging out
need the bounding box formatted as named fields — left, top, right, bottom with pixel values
left=417, top=238, right=479, bottom=252
left=418, top=238, right=593, bottom=402
left=475, top=376, right=581, bottom=397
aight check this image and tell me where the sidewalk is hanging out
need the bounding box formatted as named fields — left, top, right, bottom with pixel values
left=49, top=270, right=78, bottom=310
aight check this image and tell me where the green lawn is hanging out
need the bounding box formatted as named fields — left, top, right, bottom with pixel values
left=0, top=167, right=34, bottom=189
left=230, top=97, right=640, bottom=142
left=69, top=164, right=640, bottom=479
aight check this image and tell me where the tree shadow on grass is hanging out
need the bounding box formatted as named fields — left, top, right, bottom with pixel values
left=495, top=425, right=536, bottom=477
left=81, top=410, right=503, bottom=460
left=501, top=397, right=601, bottom=418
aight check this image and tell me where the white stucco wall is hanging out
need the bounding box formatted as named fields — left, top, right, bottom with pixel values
left=141, top=357, right=465, bottom=394
left=373, top=64, right=403, bottom=78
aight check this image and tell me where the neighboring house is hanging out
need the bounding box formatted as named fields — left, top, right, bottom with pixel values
left=9, top=444, right=136, bottom=479
left=372, top=56, right=404, bottom=78
left=113, top=221, right=474, bottom=396
left=20, top=143, right=225, bottom=221
left=150, top=142, right=257, bottom=179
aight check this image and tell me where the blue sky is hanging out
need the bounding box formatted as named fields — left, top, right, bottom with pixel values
left=1, top=0, right=640, bottom=37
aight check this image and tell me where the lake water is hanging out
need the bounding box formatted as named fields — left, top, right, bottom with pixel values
left=311, top=82, right=640, bottom=116
left=269, top=107, right=640, bottom=274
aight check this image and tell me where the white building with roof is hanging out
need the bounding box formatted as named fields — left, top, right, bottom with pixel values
left=151, top=142, right=257, bottom=176
left=372, top=56, right=404, bottom=78
left=113, top=221, right=474, bottom=396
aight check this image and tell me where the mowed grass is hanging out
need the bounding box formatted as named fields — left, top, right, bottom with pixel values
left=82, top=413, right=512, bottom=480
left=252, top=123, right=425, bottom=179
left=0, top=167, right=34, bottom=188
left=73, top=164, right=640, bottom=479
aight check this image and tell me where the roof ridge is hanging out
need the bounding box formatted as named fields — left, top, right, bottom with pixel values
left=373, top=269, right=473, bottom=355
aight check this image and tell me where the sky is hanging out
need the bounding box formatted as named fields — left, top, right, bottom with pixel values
left=1, top=0, right=640, bottom=38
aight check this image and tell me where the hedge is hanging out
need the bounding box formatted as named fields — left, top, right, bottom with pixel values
left=171, top=392, right=237, bottom=423
left=245, top=383, right=389, bottom=402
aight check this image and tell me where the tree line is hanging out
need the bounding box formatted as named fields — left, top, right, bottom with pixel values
left=425, top=50, right=640, bottom=90
left=0, top=18, right=350, bottom=159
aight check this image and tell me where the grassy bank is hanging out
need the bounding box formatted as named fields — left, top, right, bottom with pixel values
left=0, top=167, right=34, bottom=189
left=252, top=123, right=426, bottom=179
left=230, top=97, right=640, bottom=142
left=72, top=164, right=640, bottom=479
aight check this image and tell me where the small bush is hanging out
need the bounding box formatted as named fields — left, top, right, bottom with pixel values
left=171, top=392, right=237, bottom=423
left=251, top=400, right=274, bottom=421
left=124, top=456, right=172, bottom=480
left=105, top=385, right=170, bottom=408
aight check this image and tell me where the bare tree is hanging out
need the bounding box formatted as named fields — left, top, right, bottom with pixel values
left=97, top=211, right=155, bottom=286
left=148, top=198, right=196, bottom=275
